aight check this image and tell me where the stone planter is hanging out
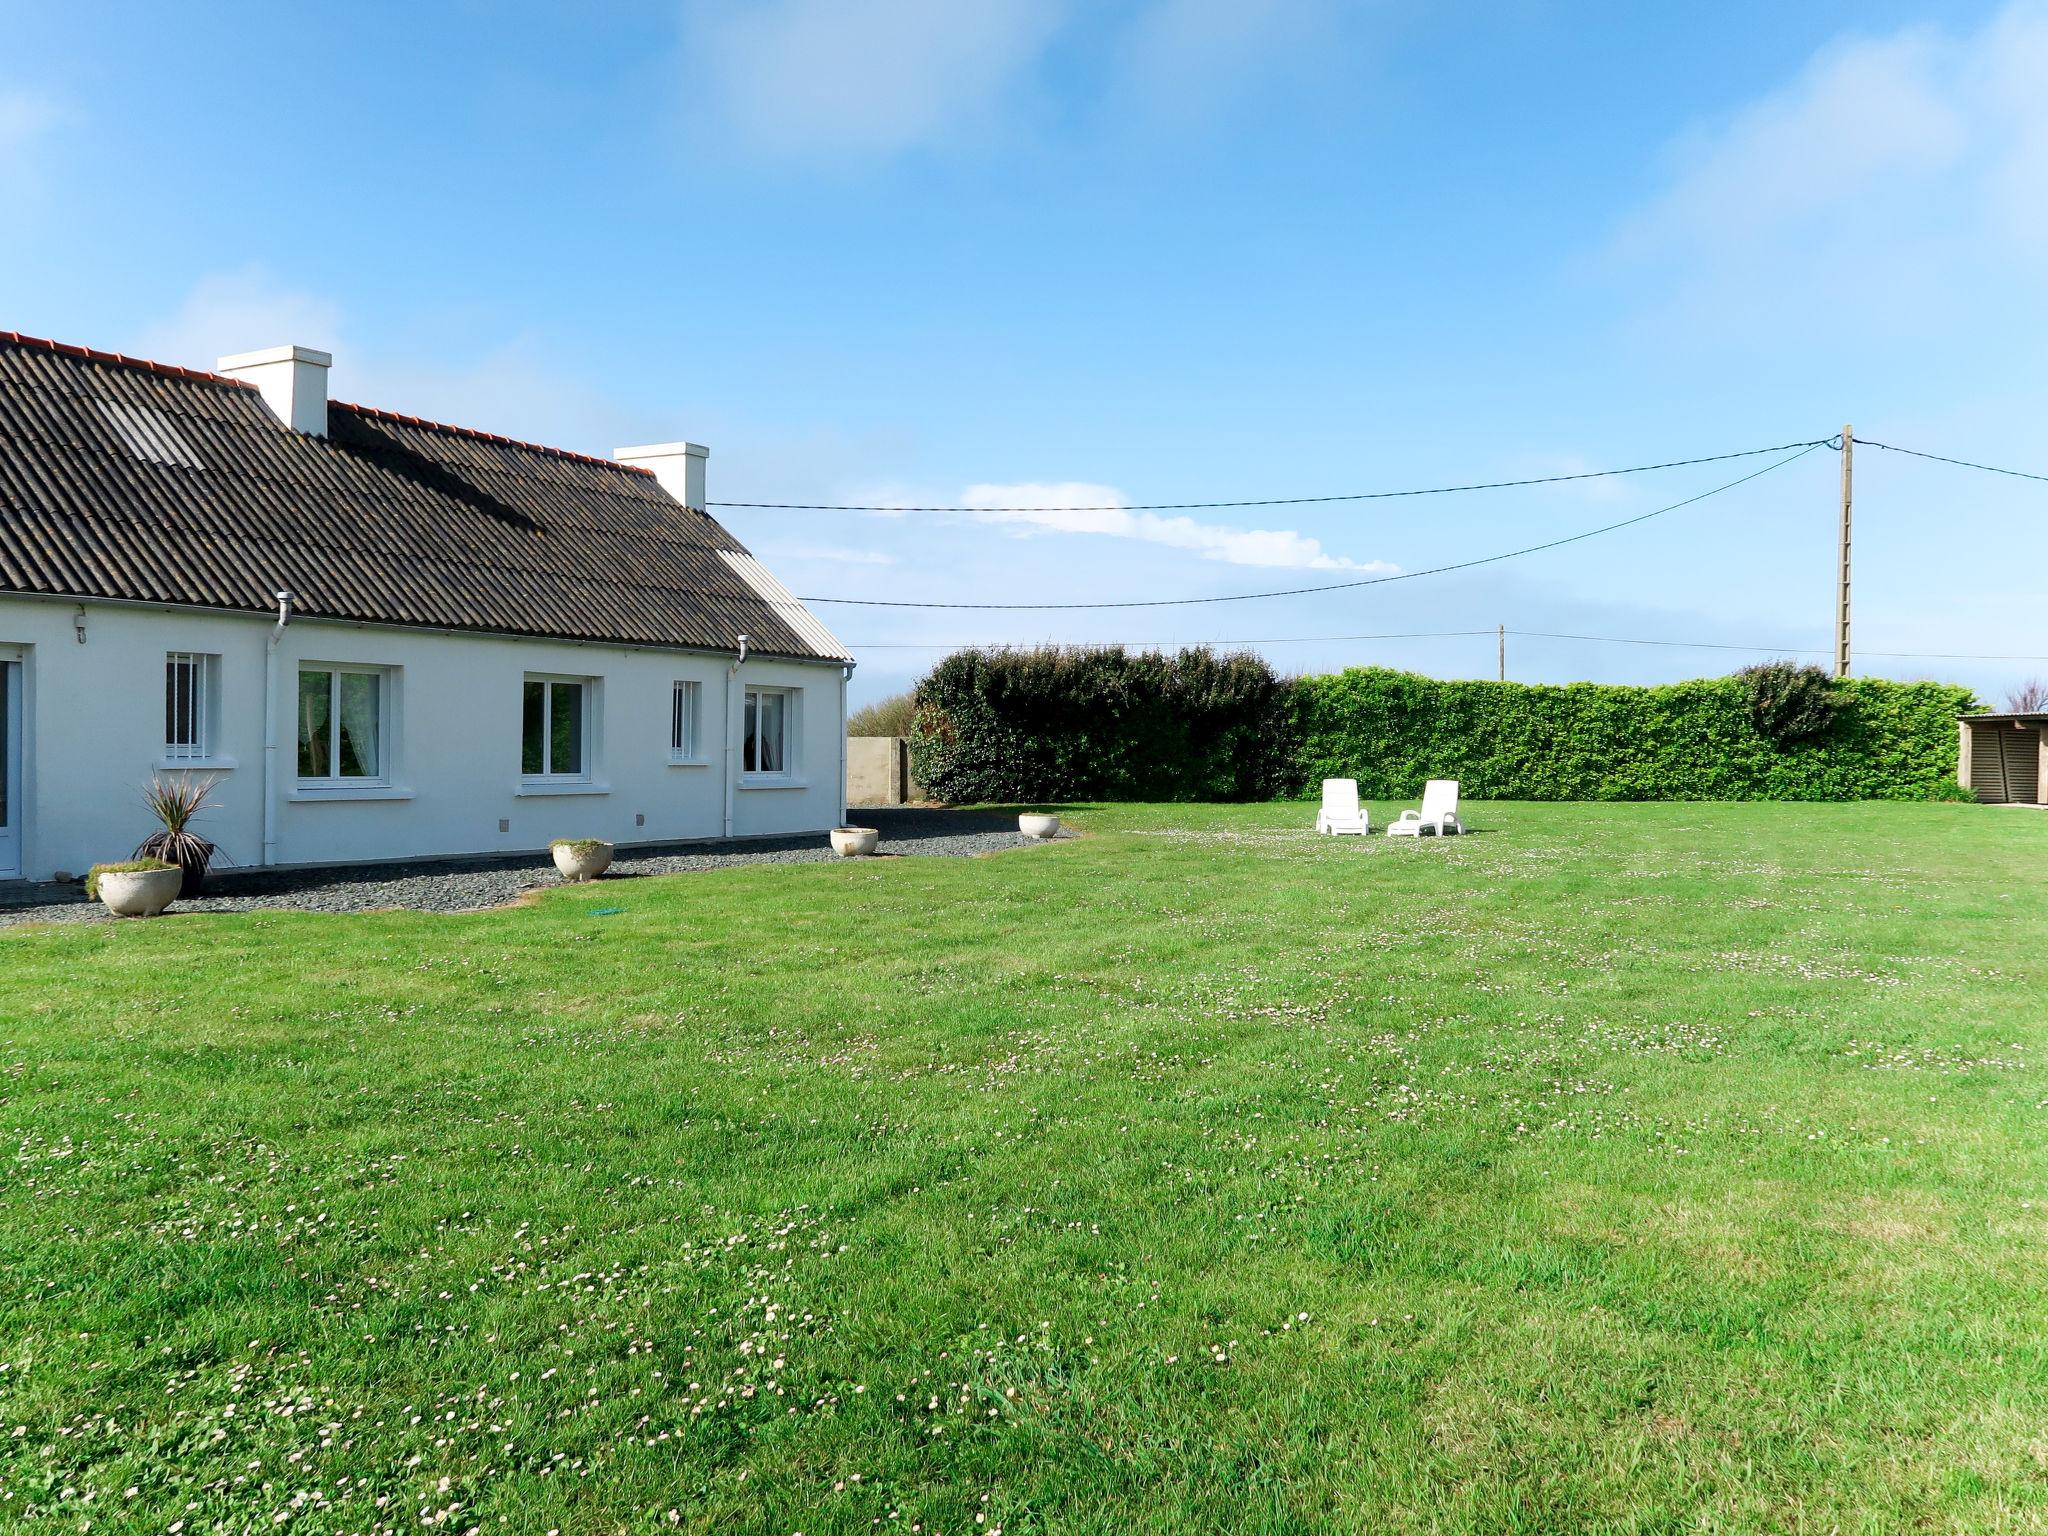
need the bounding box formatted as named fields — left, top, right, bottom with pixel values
left=830, top=825, right=879, bottom=857
left=97, top=866, right=183, bottom=918
left=1019, top=813, right=1062, bottom=839
left=551, top=840, right=615, bottom=882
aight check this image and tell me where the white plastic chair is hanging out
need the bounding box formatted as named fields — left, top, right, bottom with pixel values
left=1387, top=779, right=1463, bottom=837
left=1315, top=778, right=1369, bottom=836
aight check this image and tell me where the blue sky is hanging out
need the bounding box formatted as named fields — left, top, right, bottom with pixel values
left=5, top=0, right=2044, bottom=706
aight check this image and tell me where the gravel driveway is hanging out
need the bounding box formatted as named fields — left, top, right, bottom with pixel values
left=0, top=808, right=1063, bottom=926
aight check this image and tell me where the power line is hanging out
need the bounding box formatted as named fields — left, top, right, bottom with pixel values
left=1860, top=647, right=2048, bottom=662
left=715, top=437, right=1832, bottom=513
left=1852, top=436, right=2048, bottom=485
left=802, top=442, right=1827, bottom=611
left=844, top=628, right=2048, bottom=663
left=1507, top=630, right=1820, bottom=654
left=1506, top=631, right=2048, bottom=661
left=850, top=629, right=1499, bottom=650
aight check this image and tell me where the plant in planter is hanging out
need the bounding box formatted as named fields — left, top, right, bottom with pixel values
left=550, top=838, right=615, bottom=882
left=134, top=772, right=223, bottom=897
left=86, top=857, right=182, bottom=918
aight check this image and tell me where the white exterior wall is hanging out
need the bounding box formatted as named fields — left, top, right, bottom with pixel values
left=0, top=595, right=847, bottom=881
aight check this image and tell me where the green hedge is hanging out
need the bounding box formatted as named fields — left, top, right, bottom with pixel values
left=910, top=647, right=1295, bottom=803
left=1291, top=668, right=1976, bottom=801
left=908, top=647, right=1976, bottom=804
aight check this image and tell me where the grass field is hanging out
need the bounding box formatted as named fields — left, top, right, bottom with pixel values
left=4, top=801, right=2047, bottom=1534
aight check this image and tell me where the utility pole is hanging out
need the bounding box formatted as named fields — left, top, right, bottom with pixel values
left=1835, top=424, right=1853, bottom=678
left=1497, top=624, right=1506, bottom=682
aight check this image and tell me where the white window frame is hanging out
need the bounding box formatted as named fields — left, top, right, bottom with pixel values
left=741, top=685, right=800, bottom=781
left=522, top=673, right=597, bottom=786
left=0, top=653, right=21, bottom=880
left=670, top=679, right=705, bottom=764
left=163, top=651, right=223, bottom=766
left=296, top=662, right=394, bottom=788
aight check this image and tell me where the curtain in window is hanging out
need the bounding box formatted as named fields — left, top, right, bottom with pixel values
left=298, top=670, right=331, bottom=778
left=550, top=682, right=582, bottom=775
left=762, top=691, right=785, bottom=773
left=672, top=681, right=700, bottom=757
left=747, top=690, right=786, bottom=773
left=338, top=672, right=381, bottom=778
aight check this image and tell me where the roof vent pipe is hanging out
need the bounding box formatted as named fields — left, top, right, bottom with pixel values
left=218, top=345, right=333, bottom=437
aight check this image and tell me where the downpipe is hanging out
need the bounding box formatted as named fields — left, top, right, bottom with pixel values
left=722, top=633, right=749, bottom=839
left=837, top=662, right=852, bottom=826
left=260, top=590, right=294, bottom=866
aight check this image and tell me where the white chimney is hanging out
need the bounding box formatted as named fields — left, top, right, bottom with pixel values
left=216, top=344, right=333, bottom=437
left=615, top=441, right=709, bottom=509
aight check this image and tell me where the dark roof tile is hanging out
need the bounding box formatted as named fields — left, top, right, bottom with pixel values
left=0, top=334, right=849, bottom=661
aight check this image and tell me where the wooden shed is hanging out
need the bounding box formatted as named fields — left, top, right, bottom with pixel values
left=1959, top=712, right=2047, bottom=804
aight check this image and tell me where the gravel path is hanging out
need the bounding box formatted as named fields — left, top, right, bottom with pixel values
left=0, top=808, right=1064, bottom=926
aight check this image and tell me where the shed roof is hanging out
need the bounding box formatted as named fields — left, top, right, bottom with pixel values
left=0, top=331, right=849, bottom=662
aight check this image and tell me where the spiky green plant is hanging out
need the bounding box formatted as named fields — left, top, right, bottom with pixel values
left=133, top=773, right=221, bottom=898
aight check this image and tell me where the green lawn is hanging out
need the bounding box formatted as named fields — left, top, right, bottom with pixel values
left=4, top=801, right=2047, bottom=1534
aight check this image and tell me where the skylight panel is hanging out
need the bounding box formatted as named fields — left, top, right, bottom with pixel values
left=718, top=550, right=850, bottom=660
left=96, top=400, right=203, bottom=469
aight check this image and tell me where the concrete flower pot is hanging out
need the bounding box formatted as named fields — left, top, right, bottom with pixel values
left=830, top=825, right=879, bottom=857
left=97, top=866, right=183, bottom=918
left=1019, top=813, right=1062, bottom=839
left=551, top=840, right=615, bottom=882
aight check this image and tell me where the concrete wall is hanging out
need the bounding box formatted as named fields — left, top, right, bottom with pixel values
left=0, top=595, right=847, bottom=880
left=847, top=736, right=911, bottom=805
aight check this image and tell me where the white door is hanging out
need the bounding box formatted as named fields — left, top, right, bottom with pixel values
left=0, top=660, right=19, bottom=879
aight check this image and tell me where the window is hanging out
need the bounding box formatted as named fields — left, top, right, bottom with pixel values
left=298, top=665, right=387, bottom=783
left=743, top=686, right=796, bottom=776
left=670, top=679, right=703, bottom=761
left=164, top=652, right=219, bottom=762
left=523, top=676, right=590, bottom=779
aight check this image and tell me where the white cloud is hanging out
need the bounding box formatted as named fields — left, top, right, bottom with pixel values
left=766, top=542, right=898, bottom=566
left=1612, top=3, right=2048, bottom=336
left=1117, top=0, right=1338, bottom=122
left=134, top=269, right=344, bottom=373
left=678, top=0, right=1361, bottom=163
left=1515, top=453, right=1631, bottom=505
left=958, top=480, right=1395, bottom=571
left=1629, top=30, right=1962, bottom=243
left=132, top=270, right=664, bottom=457
left=0, top=87, right=66, bottom=195
left=683, top=0, right=1066, bottom=162
left=0, top=88, right=60, bottom=153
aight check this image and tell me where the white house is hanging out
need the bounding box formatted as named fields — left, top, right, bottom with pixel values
left=0, top=331, right=853, bottom=884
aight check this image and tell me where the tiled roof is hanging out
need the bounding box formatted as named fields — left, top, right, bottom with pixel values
left=0, top=332, right=850, bottom=662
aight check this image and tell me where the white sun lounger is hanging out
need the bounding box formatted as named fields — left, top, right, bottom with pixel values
left=1315, top=778, right=1370, bottom=836
left=1387, top=779, right=1463, bottom=837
